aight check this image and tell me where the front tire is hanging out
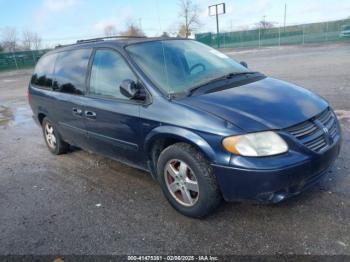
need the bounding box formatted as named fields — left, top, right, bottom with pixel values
left=157, top=143, right=222, bottom=218
left=42, top=117, right=69, bottom=155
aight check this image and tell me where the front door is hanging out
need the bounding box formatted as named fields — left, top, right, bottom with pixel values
left=84, top=48, right=145, bottom=167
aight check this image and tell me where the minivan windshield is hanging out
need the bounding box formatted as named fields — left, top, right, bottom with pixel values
left=126, top=40, right=250, bottom=94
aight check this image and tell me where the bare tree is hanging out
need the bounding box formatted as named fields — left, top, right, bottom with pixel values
left=178, top=0, right=201, bottom=38
left=22, top=29, right=34, bottom=50
left=2, top=27, right=17, bottom=51
left=256, top=20, right=275, bottom=30
left=178, top=25, right=187, bottom=38
left=22, top=30, right=42, bottom=50
left=104, top=25, right=117, bottom=37
left=121, top=23, right=145, bottom=37
left=161, top=32, right=170, bottom=37
left=32, top=33, right=42, bottom=50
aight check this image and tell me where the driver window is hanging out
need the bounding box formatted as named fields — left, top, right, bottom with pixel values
left=90, top=49, right=137, bottom=99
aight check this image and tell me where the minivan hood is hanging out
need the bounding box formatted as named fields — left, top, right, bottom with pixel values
left=178, top=77, right=328, bottom=132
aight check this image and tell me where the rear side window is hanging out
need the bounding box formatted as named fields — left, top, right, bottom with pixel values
left=53, top=49, right=92, bottom=95
left=89, top=49, right=137, bottom=99
left=31, top=53, right=57, bottom=89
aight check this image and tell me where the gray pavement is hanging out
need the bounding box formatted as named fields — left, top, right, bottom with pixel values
left=0, top=43, right=349, bottom=255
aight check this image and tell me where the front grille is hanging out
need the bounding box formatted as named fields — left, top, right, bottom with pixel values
left=285, top=108, right=339, bottom=152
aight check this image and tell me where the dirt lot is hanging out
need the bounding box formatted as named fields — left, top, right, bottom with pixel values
left=0, top=43, right=349, bottom=255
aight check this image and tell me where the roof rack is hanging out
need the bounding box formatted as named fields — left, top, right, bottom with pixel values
left=53, top=35, right=148, bottom=49
left=54, top=44, right=71, bottom=49
left=76, top=35, right=147, bottom=44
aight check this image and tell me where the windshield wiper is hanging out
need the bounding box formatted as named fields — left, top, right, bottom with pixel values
left=187, top=71, right=258, bottom=96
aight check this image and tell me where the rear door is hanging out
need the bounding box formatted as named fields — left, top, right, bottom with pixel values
left=52, top=48, right=92, bottom=148
left=83, top=48, right=144, bottom=167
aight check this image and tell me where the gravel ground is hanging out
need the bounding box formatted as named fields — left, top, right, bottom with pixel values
left=0, top=43, right=349, bottom=255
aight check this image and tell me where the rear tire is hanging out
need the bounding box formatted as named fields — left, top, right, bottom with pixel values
left=157, top=142, right=222, bottom=218
left=42, top=117, right=69, bottom=155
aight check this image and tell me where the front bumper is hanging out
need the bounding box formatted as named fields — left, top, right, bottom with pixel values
left=212, top=138, right=341, bottom=203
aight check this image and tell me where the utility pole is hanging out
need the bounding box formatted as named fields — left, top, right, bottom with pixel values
left=215, top=5, right=219, bottom=47
left=260, top=15, right=266, bottom=47
left=283, top=3, right=287, bottom=32
left=209, top=3, right=226, bottom=48
left=278, top=26, right=281, bottom=46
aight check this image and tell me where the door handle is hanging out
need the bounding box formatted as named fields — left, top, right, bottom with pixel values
left=85, top=110, right=96, bottom=119
left=72, top=107, right=83, bottom=116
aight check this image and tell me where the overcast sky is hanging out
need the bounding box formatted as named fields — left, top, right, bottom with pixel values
left=1, top=0, right=350, bottom=47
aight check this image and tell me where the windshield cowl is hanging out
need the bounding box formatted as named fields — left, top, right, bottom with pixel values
left=166, top=72, right=266, bottom=100
left=186, top=71, right=261, bottom=97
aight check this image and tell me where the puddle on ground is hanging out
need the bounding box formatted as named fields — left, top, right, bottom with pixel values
left=0, top=105, right=33, bottom=128
left=1, top=79, right=18, bottom=83
left=335, top=110, right=350, bottom=130
left=335, top=110, right=350, bottom=120
left=0, top=106, right=13, bottom=126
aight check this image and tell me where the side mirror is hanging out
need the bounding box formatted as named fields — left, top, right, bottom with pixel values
left=120, top=79, right=140, bottom=99
left=240, top=61, right=248, bottom=68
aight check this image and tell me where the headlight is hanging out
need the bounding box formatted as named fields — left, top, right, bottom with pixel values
left=222, top=131, right=288, bottom=157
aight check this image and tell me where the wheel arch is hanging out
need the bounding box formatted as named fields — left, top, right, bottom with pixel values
left=144, top=126, right=216, bottom=179
left=38, top=112, right=46, bottom=125
left=36, top=105, right=50, bottom=125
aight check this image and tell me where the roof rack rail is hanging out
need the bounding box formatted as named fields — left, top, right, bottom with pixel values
left=54, top=44, right=71, bottom=49
left=76, top=35, right=147, bottom=44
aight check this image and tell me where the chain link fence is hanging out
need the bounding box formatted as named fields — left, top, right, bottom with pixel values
left=195, top=19, right=350, bottom=48
left=0, top=49, right=49, bottom=71
left=1, top=19, right=350, bottom=71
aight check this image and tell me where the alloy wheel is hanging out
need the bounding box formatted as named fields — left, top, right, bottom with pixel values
left=164, top=159, right=199, bottom=207
left=44, top=122, right=56, bottom=149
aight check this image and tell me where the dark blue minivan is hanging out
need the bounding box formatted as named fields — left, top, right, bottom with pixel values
left=28, top=37, right=341, bottom=217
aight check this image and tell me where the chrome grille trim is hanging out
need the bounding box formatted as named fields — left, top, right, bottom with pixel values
left=285, top=108, right=339, bottom=152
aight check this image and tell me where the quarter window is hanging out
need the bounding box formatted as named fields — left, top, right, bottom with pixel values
left=31, top=53, right=57, bottom=89
left=53, top=49, right=92, bottom=95
left=89, top=49, right=137, bottom=99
